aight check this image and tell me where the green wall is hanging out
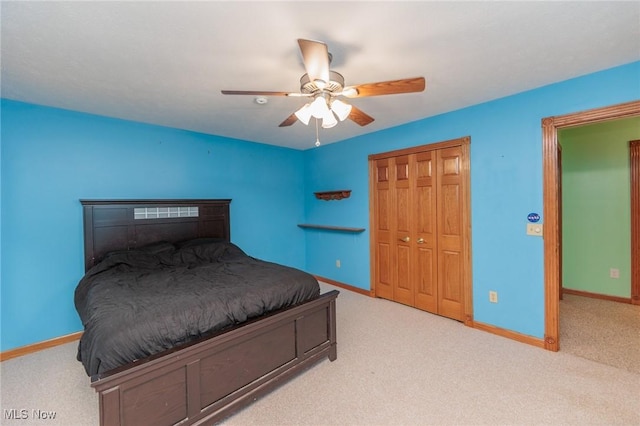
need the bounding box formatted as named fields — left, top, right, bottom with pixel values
left=559, top=117, right=640, bottom=298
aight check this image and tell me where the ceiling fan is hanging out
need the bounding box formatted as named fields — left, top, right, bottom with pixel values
left=221, top=39, right=426, bottom=131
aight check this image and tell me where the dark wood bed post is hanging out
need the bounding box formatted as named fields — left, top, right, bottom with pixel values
left=80, top=199, right=339, bottom=426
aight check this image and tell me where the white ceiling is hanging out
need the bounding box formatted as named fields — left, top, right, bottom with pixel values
left=2, top=1, right=639, bottom=150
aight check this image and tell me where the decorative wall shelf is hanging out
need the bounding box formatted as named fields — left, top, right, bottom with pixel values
left=298, top=224, right=365, bottom=233
left=314, top=190, right=351, bottom=201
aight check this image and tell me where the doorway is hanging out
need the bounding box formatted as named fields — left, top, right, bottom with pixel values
left=541, top=100, right=640, bottom=351
left=559, top=119, right=637, bottom=301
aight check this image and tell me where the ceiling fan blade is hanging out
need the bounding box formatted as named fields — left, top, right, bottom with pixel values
left=221, top=90, right=292, bottom=96
left=279, top=113, right=298, bottom=127
left=344, top=77, right=426, bottom=98
left=297, top=39, right=330, bottom=87
left=348, top=106, right=375, bottom=126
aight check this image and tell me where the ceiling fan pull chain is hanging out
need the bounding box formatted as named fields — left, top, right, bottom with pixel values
left=315, top=118, right=321, bottom=147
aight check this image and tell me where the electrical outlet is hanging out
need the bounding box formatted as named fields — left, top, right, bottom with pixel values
left=489, top=291, right=498, bottom=303
left=610, top=268, right=620, bottom=279
left=336, top=259, right=341, bottom=268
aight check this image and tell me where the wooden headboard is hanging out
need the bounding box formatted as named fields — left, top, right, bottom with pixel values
left=80, top=199, right=231, bottom=271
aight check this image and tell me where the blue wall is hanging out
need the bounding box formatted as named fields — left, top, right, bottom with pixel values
left=2, top=61, right=638, bottom=352
left=0, top=101, right=306, bottom=351
left=303, top=61, right=640, bottom=338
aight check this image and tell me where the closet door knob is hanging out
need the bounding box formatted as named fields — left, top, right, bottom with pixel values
left=399, top=236, right=410, bottom=242
left=417, top=238, right=425, bottom=244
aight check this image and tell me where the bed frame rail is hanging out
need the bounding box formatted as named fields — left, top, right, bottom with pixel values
left=92, top=290, right=338, bottom=426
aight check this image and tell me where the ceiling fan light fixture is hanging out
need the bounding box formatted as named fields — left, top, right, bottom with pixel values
left=330, top=99, right=352, bottom=121
left=321, top=110, right=338, bottom=129
left=309, top=95, right=330, bottom=119
left=294, top=103, right=312, bottom=125
left=222, top=39, right=425, bottom=137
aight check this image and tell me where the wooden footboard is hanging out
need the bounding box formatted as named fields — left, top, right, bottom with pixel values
left=92, top=290, right=338, bottom=426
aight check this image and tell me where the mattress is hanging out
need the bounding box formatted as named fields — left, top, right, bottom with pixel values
left=74, top=239, right=320, bottom=376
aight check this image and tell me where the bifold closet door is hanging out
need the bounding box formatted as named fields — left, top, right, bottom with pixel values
left=393, top=155, right=414, bottom=306
left=372, top=155, right=415, bottom=305
left=435, top=146, right=465, bottom=321
left=373, top=157, right=394, bottom=301
left=371, top=142, right=467, bottom=322
left=413, top=151, right=439, bottom=313
left=372, top=153, right=438, bottom=310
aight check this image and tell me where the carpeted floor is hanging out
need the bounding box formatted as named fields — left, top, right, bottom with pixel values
left=1, top=283, right=638, bottom=425
left=559, top=293, right=640, bottom=374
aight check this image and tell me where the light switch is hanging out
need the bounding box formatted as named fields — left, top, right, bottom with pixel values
left=526, top=223, right=543, bottom=237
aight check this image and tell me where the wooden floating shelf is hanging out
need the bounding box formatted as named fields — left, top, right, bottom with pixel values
left=314, top=190, right=351, bottom=201
left=298, top=224, right=365, bottom=233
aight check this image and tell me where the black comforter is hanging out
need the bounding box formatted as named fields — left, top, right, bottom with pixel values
left=74, top=239, right=320, bottom=376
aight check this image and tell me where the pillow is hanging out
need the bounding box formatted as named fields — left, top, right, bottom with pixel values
left=164, top=239, right=246, bottom=267
left=136, top=241, right=176, bottom=255
left=176, top=237, right=226, bottom=249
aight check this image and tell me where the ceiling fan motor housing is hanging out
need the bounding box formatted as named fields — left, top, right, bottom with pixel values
left=300, top=70, right=345, bottom=94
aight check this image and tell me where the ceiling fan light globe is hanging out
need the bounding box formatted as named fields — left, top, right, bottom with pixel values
left=310, top=96, right=330, bottom=119
left=331, top=99, right=352, bottom=121
left=294, top=103, right=312, bottom=125
left=321, top=110, right=338, bottom=129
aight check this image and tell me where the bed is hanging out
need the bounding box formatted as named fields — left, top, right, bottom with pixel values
left=77, top=199, right=339, bottom=426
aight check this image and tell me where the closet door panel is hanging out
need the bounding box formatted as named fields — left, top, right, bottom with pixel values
left=436, top=146, right=464, bottom=321
left=396, top=245, right=413, bottom=306
left=438, top=250, right=463, bottom=320
left=377, top=242, right=392, bottom=297
left=393, top=156, right=414, bottom=306
left=374, top=159, right=393, bottom=300
left=414, top=151, right=438, bottom=312
left=416, top=246, right=437, bottom=312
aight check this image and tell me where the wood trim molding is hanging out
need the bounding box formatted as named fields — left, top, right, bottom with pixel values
left=562, top=288, right=632, bottom=304
left=548, top=100, right=640, bottom=127
left=542, top=100, right=640, bottom=352
left=0, top=331, right=83, bottom=362
left=631, top=140, right=640, bottom=305
left=314, top=275, right=375, bottom=297
left=542, top=116, right=560, bottom=351
left=368, top=136, right=469, bottom=161
left=471, top=321, right=546, bottom=349
left=461, top=138, right=474, bottom=326
left=368, top=158, right=378, bottom=298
